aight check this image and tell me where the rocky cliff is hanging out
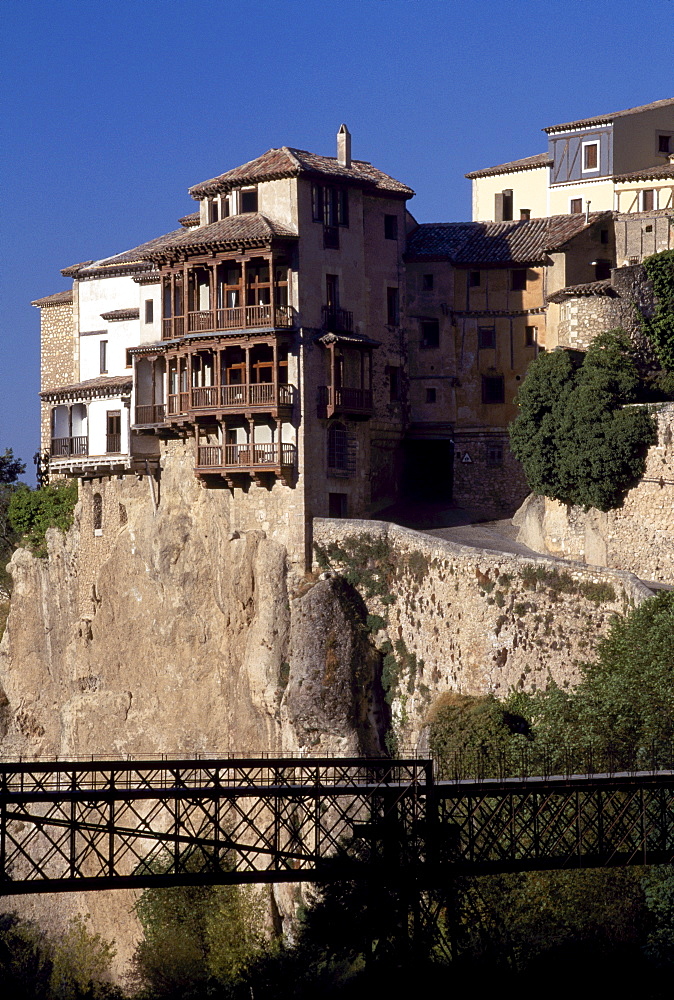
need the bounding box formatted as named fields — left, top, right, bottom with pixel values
left=0, top=448, right=654, bottom=974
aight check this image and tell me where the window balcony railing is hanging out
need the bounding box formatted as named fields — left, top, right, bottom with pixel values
left=166, top=384, right=294, bottom=417
left=318, top=386, right=373, bottom=414
left=135, top=404, right=166, bottom=425
left=50, top=436, right=88, bottom=457
left=162, top=305, right=293, bottom=340
left=197, top=443, right=296, bottom=470
left=106, top=433, right=121, bottom=454
left=321, top=306, right=353, bottom=333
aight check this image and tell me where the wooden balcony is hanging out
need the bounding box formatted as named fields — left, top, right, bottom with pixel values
left=163, top=383, right=294, bottom=421
left=51, top=436, right=88, bottom=457
left=134, top=404, right=166, bottom=426
left=162, top=304, right=293, bottom=341
left=196, top=442, right=296, bottom=484
left=322, top=306, right=353, bottom=333
left=317, top=385, right=373, bottom=419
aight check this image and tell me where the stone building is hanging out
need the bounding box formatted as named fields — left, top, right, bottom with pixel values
left=467, top=98, right=674, bottom=222
left=403, top=212, right=614, bottom=510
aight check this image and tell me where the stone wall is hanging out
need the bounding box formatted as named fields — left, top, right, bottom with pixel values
left=514, top=403, right=674, bottom=584
left=313, top=517, right=651, bottom=747
left=38, top=298, right=76, bottom=452
left=452, top=430, right=529, bottom=514
left=615, top=211, right=674, bottom=264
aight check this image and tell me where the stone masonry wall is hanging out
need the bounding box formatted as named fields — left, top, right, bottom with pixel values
left=313, top=517, right=651, bottom=747
left=452, top=431, right=529, bottom=515
left=514, top=402, right=674, bottom=584
left=39, top=299, right=77, bottom=453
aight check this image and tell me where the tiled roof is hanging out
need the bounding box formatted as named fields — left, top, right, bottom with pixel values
left=544, top=98, right=674, bottom=133
left=547, top=279, right=616, bottom=303
left=61, top=230, right=187, bottom=279
left=405, top=213, right=612, bottom=265
left=136, top=214, right=298, bottom=261
left=40, top=375, right=132, bottom=401
left=31, top=289, right=73, bottom=308
left=614, top=162, right=674, bottom=182
left=189, top=146, right=414, bottom=199
left=465, top=153, right=552, bottom=180
left=100, top=308, right=140, bottom=322
left=179, top=212, right=200, bottom=227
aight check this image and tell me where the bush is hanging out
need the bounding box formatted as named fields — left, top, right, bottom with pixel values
left=8, top=480, right=78, bottom=556
left=510, top=331, right=656, bottom=510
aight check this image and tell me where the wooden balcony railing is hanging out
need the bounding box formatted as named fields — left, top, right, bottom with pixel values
left=135, top=404, right=166, bottom=425
left=321, top=306, right=353, bottom=333
left=106, top=433, right=121, bottom=454
left=169, top=384, right=295, bottom=415
left=197, top=443, right=296, bottom=470
left=162, top=305, right=293, bottom=340
left=318, top=386, right=373, bottom=413
left=50, top=436, right=88, bottom=458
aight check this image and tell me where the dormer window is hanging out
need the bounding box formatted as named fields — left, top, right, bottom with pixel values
left=240, top=187, right=258, bottom=213
left=208, top=199, right=219, bottom=223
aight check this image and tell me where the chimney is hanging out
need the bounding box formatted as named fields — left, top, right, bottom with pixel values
left=337, top=123, right=351, bottom=168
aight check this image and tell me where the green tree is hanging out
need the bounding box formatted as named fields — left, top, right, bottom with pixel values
left=8, top=479, right=78, bottom=557
left=510, top=331, right=657, bottom=510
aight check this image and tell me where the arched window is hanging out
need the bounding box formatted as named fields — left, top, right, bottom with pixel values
left=93, top=492, right=103, bottom=532
left=328, top=422, right=348, bottom=471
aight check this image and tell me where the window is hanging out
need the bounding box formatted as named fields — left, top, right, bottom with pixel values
left=525, top=325, right=537, bottom=347
left=328, top=492, right=348, bottom=518
left=240, top=188, right=258, bottom=213
left=145, top=299, right=154, bottom=324
left=482, top=375, right=504, bottom=404
left=469, top=270, right=481, bottom=287
left=495, top=190, right=513, bottom=222
left=594, top=260, right=612, bottom=280
left=312, top=183, right=348, bottom=227
left=420, top=319, right=439, bottom=348
left=645, top=224, right=653, bottom=233
left=511, top=269, right=527, bottom=291
left=478, top=326, right=496, bottom=350
left=425, top=388, right=437, bottom=404
left=600, top=229, right=609, bottom=244
left=642, top=189, right=655, bottom=211
left=328, top=422, right=348, bottom=470
left=658, top=133, right=671, bottom=154
left=422, top=273, right=434, bottom=291
left=487, top=444, right=504, bottom=467
left=93, top=492, right=103, bottom=533
left=326, top=274, right=339, bottom=309
left=100, top=340, right=108, bottom=374
left=208, top=199, right=219, bottom=223
left=387, top=287, right=399, bottom=326
left=570, top=198, right=583, bottom=214
left=125, top=349, right=133, bottom=368
left=583, top=142, right=599, bottom=171
left=520, top=209, right=531, bottom=221
left=384, top=214, right=398, bottom=240
left=106, top=411, right=121, bottom=454
left=387, top=366, right=400, bottom=401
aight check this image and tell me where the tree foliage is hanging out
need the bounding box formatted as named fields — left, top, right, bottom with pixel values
left=642, top=249, right=674, bottom=371
left=8, top=480, right=78, bottom=557
left=509, top=331, right=657, bottom=510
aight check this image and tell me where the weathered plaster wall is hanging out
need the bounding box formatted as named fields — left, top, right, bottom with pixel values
left=514, top=403, right=674, bottom=584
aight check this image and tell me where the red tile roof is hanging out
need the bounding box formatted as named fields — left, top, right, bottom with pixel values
left=179, top=212, right=200, bottom=227
left=547, top=279, right=616, bottom=303
left=614, top=162, right=674, bottom=182
left=100, top=308, right=140, bottom=322
left=189, top=146, right=414, bottom=199
left=137, top=214, right=298, bottom=261
left=544, top=98, right=674, bottom=133
left=465, top=152, right=552, bottom=180
left=31, top=289, right=73, bottom=308
left=61, top=230, right=186, bottom=279
left=405, top=213, right=612, bottom=265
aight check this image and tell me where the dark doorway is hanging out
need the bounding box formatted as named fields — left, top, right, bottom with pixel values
left=328, top=492, right=348, bottom=518
left=403, top=439, right=454, bottom=501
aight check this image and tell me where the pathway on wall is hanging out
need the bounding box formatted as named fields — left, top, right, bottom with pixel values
left=379, top=501, right=671, bottom=592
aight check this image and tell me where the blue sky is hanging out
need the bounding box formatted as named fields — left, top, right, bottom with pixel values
left=2, top=0, right=673, bottom=481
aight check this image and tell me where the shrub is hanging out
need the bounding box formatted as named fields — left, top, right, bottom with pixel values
left=8, top=480, right=78, bottom=556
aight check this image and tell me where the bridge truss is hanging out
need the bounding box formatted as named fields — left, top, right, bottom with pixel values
left=1, top=757, right=674, bottom=895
